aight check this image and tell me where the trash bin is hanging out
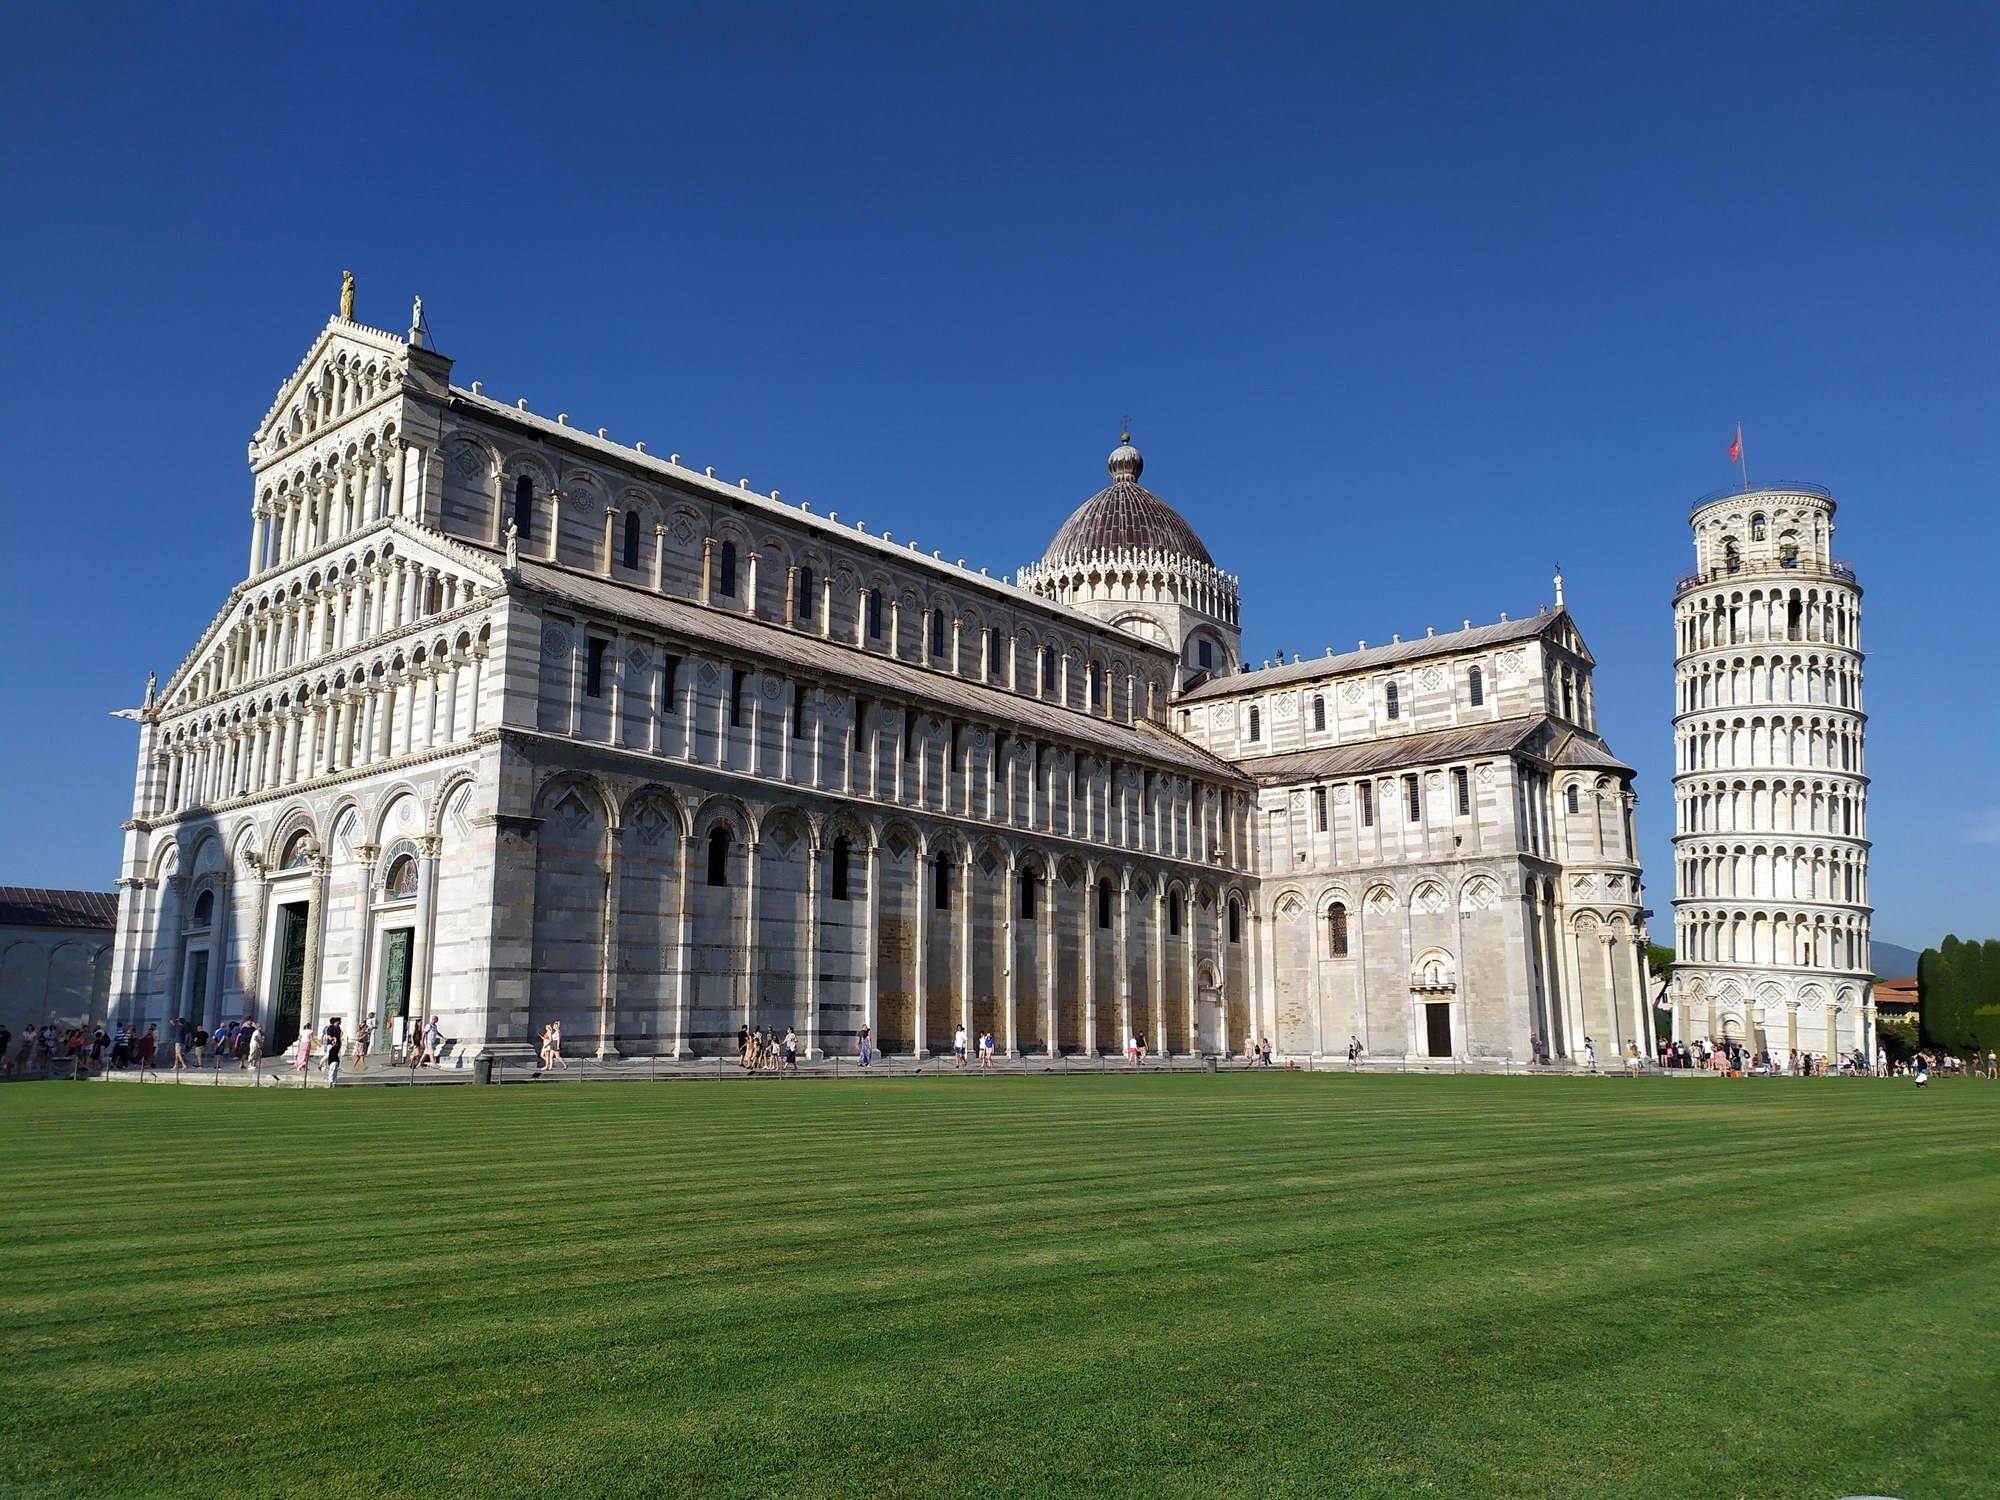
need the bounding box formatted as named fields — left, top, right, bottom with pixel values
left=1202, top=1056, right=1218, bottom=1073
left=473, top=1056, right=494, bottom=1085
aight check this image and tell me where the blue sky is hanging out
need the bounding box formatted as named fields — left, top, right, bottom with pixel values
left=2, top=2, right=1994, bottom=950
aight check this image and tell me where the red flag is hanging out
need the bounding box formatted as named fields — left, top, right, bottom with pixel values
left=1727, top=424, right=1743, bottom=464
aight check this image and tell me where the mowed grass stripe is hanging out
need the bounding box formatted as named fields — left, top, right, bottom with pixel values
left=0, top=1075, right=1994, bottom=1499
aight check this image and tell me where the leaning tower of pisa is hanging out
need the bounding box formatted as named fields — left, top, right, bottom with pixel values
left=1670, top=484, right=1874, bottom=1064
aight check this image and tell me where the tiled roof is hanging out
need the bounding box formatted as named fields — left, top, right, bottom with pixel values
left=0, top=888, right=119, bottom=930
left=508, top=559, right=1250, bottom=785
left=1549, top=729, right=1635, bottom=775
left=1179, top=612, right=1561, bottom=703
left=1230, top=719, right=1546, bottom=785
left=1041, top=479, right=1213, bottom=568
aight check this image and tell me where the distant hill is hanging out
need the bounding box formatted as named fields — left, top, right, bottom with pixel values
left=1872, top=941, right=1921, bottom=980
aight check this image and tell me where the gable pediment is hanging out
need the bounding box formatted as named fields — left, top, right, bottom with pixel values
left=155, top=518, right=504, bottom=714
left=253, top=317, right=413, bottom=459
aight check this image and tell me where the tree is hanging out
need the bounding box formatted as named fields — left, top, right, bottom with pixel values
left=1918, top=935, right=2000, bottom=1052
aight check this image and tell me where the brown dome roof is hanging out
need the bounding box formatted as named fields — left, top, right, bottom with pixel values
left=1039, top=439, right=1213, bottom=568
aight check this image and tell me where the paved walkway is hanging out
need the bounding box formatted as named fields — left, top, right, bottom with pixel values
left=82, top=1051, right=1610, bottom=1088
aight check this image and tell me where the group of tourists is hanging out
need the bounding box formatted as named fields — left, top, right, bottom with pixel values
left=1653, top=1038, right=1875, bottom=1077
left=0, top=1018, right=271, bottom=1076
left=282, top=1013, right=445, bottom=1084
left=738, top=1024, right=801, bottom=1073
left=536, top=1020, right=567, bottom=1073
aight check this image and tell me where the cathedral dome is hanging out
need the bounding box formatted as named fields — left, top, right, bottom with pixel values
left=1039, top=437, right=1213, bottom=568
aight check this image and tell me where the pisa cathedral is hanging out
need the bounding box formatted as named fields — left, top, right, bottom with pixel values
left=1669, top=486, right=1875, bottom=1059
left=108, top=292, right=1653, bottom=1067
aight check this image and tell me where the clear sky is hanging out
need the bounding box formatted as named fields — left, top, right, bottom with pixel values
left=2, top=2, right=1994, bottom=950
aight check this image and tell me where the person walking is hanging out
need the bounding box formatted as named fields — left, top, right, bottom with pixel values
left=424, top=1016, right=445, bottom=1068
left=171, top=1016, right=190, bottom=1072
left=548, top=1018, right=567, bottom=1070
left=857, top=1025, right=873, bottom=1068
left=1625, top=1042, right=1642, bottom=1078
left=323, top=1017, right=344, bottom=1087
left=981, top=1032, right=996, bottom=1070
left=244, top=1021, right=264, bottom=1071
left=781, top=1026, right=799, bottom=1073
left=738, top=1024, right=752, bottom=1069
left=1582, top=1036, right=1598, bottom=1074
left=953, top=1025, right=968, bottom=1069
left=293, top=1025, right=314, bottom=1084
left=353, top=1015, right=374, bottom=1072
left=136, top=1024, right=158, bottom=1069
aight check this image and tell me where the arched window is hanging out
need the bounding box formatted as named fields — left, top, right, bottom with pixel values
left=1326, top=902, right=1348, bottom=957
left=1566, top=783, right=1580, bottom=815
left=718, top=541, right=738, bottom=596
left=1169, top=891, right=1184, bottom=936
left=1386, top=682, right=1400, bottom=720
left=1779, top=535, right=1799, bottom=568
left=1088, top=663, right=1104, bottom=711
left=281, top=830, right=312, bottom=868
left=191, top=889, right=215, bottom=926
left=1227, top=897, right=1241, bottom=944
left=622, top=511, right=641, bottom=571
left=1018, top=870, right=1039, bottom=920
left=1197, top=638, right=1214, bottom=670
left=1312, top=695, right=1326, bottom=732
left=1097, top=878, right=1113, bottom=929
left=1040, top=647, right=1057, bottom=694
left=1723, top=539, right=1742, bottom=574
left=1751, top=514, right=1767, bottom=541
left=797, top=566, right=814, bottom=621
left=1404, top=773, right=1421, bottom=822
left=1248, top=706, right=1261, bottom=742
left=930, top=609, right=945, bottom=658
left=706, top=827, right=730, bottom=887
left=1468, top=665, right=1484, bottom=707
left=933, top=851, right=951, bottom=910
left=513, top=474, right=534, bottom=541
left=985, top=626, right=1002, bottom=678
left=385, top=853, right=419, bottom=899
left=830, top=836, right=850, bottom=901
left=865, top=588, right=883, bottom=639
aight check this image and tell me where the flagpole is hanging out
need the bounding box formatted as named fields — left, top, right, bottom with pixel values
left=1737, top=421, right=1749, bottom=492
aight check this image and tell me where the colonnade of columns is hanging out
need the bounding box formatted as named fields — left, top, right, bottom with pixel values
left=255, top=438, right=427, bottom=577
left=153, top=646, right=487, bottom=813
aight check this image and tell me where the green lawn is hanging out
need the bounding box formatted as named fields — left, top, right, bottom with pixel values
left=2, top=1074, right=1994, bottom=1499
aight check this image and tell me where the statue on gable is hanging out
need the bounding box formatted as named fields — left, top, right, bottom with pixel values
left=339, top=270, right=356, bottom=320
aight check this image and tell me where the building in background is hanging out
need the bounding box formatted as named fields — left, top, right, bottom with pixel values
left=0, top=888, right=117, bottom=1031
left=1668, top=484, right=1874, bottom=1060
left=105, top=286, right=1648, bottom=1068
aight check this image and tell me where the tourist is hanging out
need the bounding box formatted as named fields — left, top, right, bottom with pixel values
left=1136, top=1032, right=1148, bottom=1065
left=1986, top=1048, right=1997, bottom=1080
left=981, top=1031, right=996, bottom=1070
left=190, top=1022, right=209, bottom=1068
left=738, top=1024, right=752, bottom=1069
left=1126, top=1032, right=1140, bottom=1068
left=91, top=1026, right=109, bottom=1068
left=425, top=1016, right=445, bottom=1067
left=136, top=1024, right=157, bottom=1069
left=323, top=1017, right=344, bottom=1086
left=1625, top=1042, right=1641, bottom=1078
left=109, top=1023, right=132, bottom=1069
left=781, top=1026, right=799, bottom=1072
left=1913, top=1058, right=1930, bottom=1089
left=244, top=1021, right=263, bottom=1070
left=1349, top=1035, right=1365, bottom=1068
left=1582, top=1036, right=1597, bottom=1073
left=353, top=1015, right=373, bottom=1071
left=171, top=1016, right=190, bottom=1071
left=857, top=1025, right=873, bottom=1068
left=953, top=1025, right=968, bottom=1069
left=293, top=1025, right=314, bottom=1081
